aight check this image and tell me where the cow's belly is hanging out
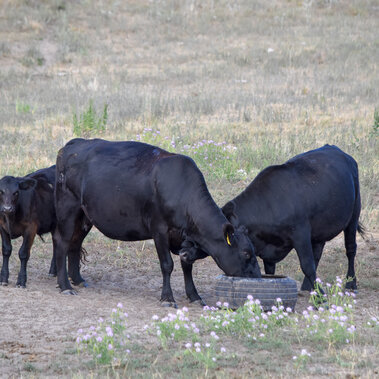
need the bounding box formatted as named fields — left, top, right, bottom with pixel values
left=309, top=210, right=353, bottom=243
left=84, top=204, right=152, bottom=241
left=81, top=188, right=153, bottom=242
left=256, top=245, right=292, bottom=263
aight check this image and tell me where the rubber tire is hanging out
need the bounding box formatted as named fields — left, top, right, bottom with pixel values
left=213, top=274, right=298, bottom=311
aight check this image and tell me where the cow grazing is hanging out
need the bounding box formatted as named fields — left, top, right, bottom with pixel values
left=53, top=138, right=261, bottom=306
left=180, top=145, right=364, bottom=292
left=0, top=165, right=57, bottom=287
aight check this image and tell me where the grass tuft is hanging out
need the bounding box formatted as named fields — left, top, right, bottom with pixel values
left=73, top=100, right=108, bottom=138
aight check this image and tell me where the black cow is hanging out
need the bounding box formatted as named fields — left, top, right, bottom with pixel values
left=0, top=165, right=57, bottom=287
left=180, top=145, right=364, bottom=292
left=53, top=138, right=261, bottom=306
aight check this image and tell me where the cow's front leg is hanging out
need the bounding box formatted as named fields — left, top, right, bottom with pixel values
left=180, top=259, right=205, bottom=306
left=0, top=229, right=12, bottom=285
left=301, top=242, right=325, bottom=291
left=294, top=232, right=325, bottom=303
left=154, top=233, right=177, bottom=308
left=17, top=225, right=37, bottom=288
left=263, top=260, right=276, bottom=275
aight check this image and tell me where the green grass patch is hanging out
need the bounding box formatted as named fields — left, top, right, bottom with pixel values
left=73, top=100, right=108, bottom=138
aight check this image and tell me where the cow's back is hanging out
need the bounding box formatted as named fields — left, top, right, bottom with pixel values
left=57, top=139, right=180, bottom=240
left=231, top=145, right=360, bottom=243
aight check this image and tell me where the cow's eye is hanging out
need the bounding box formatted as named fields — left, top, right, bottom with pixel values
left=13, top=191, right=19, bottom=197
left=0, top=190, right=3, bottom=195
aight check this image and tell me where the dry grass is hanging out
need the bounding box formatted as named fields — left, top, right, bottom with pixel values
left=0, top=0, right=378, bottom=377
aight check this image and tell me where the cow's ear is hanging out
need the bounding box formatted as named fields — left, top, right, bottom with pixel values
left=18, top=178, right=37, bottom=191
left=223, top=223, right=235, bottom=246
left=222, top=201, right=240, bottom=227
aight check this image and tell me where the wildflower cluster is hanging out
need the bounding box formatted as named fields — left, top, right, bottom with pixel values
left=76, top=303, right=130, bottom=365
left=150, top=307, right=200, bottom=347
left=302, top=277, right=357, bottom=346
left=293, top=348, right=312, bottom=368
left=201, top=297, right=293, bottom=339
left=366, top=316, right=379, bottom=328
left=182, top=340, right=227, bottom=369
left=135, top=129, right=249, bottom=180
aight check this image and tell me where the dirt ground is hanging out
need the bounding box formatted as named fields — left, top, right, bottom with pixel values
left=0, top=235, right=378, bottom=378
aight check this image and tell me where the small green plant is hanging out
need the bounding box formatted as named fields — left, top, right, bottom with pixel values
left=365, top=316, right=379, bottom=329
left=182, top=340, right=226, bottom=370
left=21, top=47, right=45, bottom=67
left=292, top=348, right=312, bottom=369
left=73, top=100, right=108, bottom=137
left=23, top=362, right=37, bottom=372
left=15, top=100, right=32, bottom=114
left=373, top=108, right=379, bottom=133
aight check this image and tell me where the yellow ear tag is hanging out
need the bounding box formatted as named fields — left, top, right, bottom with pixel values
left=226, top=234, right=231, bottom=246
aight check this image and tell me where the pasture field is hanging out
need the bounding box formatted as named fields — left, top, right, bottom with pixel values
left=0, top=0, right=378, bottom=377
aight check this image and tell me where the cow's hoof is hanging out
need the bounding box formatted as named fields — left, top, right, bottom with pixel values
left=61, top=289, right=78, bottom=295
left=48, top=273, right=57, bottom=278
left=345, top=285, right=357, bottom=292
left=161, top=301, right=178, bottom=308
left=72, top=281, right=88, bottom=288
left=1, top=282, right=8, bottom=286
left=190, top=299, right=206, bottom=307
left=298, top=290, right=309, bottom=297
left=16, top=284, right=26, bottom=288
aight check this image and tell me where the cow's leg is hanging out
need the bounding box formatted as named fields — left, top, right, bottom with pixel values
left=180, top=259, right=205, bottom=305
left=0, top=230, right=12, bottom=285
left=54, top=189, right=82, bottom=294
left=48, top=231, right=57, bottom=277
left=301, top=242, right=325, bottom=291
left=344, top=220, right=358, bottom=290
left=263, top=260, right=276, bottom=275
left=293, top=229, right=321, bottom=293
left=67, top=214, right=92, bottom=286
left=16, top=224, right=37, bottom=288
left=153, top=233, right=176, bottom=307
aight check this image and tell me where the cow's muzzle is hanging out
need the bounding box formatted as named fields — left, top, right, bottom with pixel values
left=1, top=205, right=14, bottom=214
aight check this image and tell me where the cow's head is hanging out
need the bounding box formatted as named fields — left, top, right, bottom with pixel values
left=220, top=222, right=261, bottom=278
left=179, top=220, right=261, bottom=279
left=179, top=238, right=208, bottom=264
left=0, top=176, right=36, bottom=215
left=217, top=200, right=261, bottom=278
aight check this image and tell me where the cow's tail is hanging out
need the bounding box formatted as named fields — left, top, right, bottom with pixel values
left=357, top=222, right=367, bottom=240
left=79, top=246, right=88, bottom=266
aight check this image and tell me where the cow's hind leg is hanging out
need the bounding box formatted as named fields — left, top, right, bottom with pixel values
left=48, top=231, right=57, bottom=277
left=154, top=233, right=177, bottom=308
left=54, top=190, right=83, bottom=294
left=301, top=242, right=325, bottom=291
left=180, top=260, right=205, bottom=306
left=0, top=230, right=12, bottom=285
left=344, top=220, right=358, bottom=291
left=68, top=213, right=92, bottom=287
